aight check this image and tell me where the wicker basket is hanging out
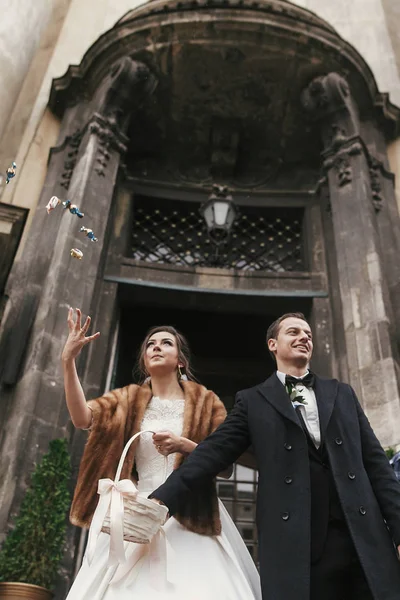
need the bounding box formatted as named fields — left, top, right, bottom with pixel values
left=87, top=430, right=169, bottom=565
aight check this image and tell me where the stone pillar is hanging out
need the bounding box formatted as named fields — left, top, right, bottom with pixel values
left=302, top=72, right=400, bottom=447
left=366, top=144, right=400, bottom=352
left=0, top=57, right=156, bottom=594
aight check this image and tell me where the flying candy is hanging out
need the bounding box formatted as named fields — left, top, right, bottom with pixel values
left=70, top=248, right=83, bottom=260
left=46, top=196, right=61, bottom=214
left=6, top=162, right=17, bottom=184
left=80, top=226, right=98, bottom=242
left=63, top=199, right=84, bottom=218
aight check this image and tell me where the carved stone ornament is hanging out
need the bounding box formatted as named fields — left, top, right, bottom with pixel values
left=99, top=57, right=157, bottom=132
left=60, top=129, right=83, bottom=190
left=301, top=72, right=359, bottom=144
left=334, top=156, right=352, bottom=187
left=302, top=73, right=351, bottom=117
left=88, top=115, right=127, bottom=177
left=59, top=59, right=158, bottom=181
left=301, top=73, right=363, bottom=189
left=369, top=156, right=383, bottom=213
left=322, top=136, right=362, bottom=188
left=91, top=58, right=157, bottom=177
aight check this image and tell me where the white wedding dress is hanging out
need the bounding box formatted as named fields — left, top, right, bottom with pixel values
left=66, top=397, right=262, bottom=600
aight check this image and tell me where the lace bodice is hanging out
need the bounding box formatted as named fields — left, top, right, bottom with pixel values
left=135, top=396, right=185, bottom=494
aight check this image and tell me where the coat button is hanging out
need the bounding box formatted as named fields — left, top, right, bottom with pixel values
left=359, top=506, right=367, bottom=515
left=348, top=472, right=356, bottom=480
left=335, top=437, right=343, bottom=445
left=281, top=512, right=290, bottom=521
left=284, top=476, right=293, bottom=484
left=284, top=443, right=292, bottom=451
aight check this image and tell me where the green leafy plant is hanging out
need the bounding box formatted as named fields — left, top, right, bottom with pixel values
left=0, top=438, right=71, bottom=590
left=385, top=446, right=396, bottom=460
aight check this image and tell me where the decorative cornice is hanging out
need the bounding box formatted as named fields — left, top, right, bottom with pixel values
left=51, top=114, right=129, bottom=190
left=322, top=135, right=363, bottom=165
left=373, top=92, right=400, bottom=139
left=118, top=0, right=336, bottom=36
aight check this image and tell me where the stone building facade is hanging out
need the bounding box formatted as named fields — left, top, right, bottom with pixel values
left=1, top=0, right=400, bottom=596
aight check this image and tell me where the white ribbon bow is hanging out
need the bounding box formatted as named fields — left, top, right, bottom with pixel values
left=87, top=478, right=138, bottom=567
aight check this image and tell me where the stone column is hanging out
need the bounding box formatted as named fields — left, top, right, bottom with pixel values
left=366, top=144, right=400, bottom=352
left=302, top=72, right=400, bottom=447
left=0, top=57, right=156, bottom=592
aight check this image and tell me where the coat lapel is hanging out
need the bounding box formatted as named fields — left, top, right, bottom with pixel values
left=257, top=373, right=301, bottom=429
left=314, top=376, right=338, bottom=445
left=257, top=373, right=339, bottom=441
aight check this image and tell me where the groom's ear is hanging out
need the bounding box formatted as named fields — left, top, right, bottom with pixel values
left=267, top=338, right=277, bottom=353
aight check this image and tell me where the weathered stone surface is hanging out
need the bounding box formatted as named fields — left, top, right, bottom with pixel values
left=0, top=57, right=157, bottom=597
left=303, top=72, right=400, bottom=445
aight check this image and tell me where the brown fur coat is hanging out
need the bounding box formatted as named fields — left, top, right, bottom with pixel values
left=70, top=380, right=227, bottom=536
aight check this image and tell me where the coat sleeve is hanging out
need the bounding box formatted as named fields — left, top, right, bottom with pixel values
left=352, top=387, right=400, bottom=545
left=149, top=391, right=251, bottom=513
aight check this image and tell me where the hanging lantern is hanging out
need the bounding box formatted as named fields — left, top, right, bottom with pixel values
left=200, top=185, right=237, bottom=244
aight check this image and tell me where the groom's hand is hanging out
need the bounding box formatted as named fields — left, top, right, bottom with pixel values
left=151, top=498, right=165, bottom=506
left=150, top=497, right=169, bottom=522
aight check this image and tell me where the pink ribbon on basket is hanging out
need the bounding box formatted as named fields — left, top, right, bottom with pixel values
left=87, top=477, right=138, bottom=567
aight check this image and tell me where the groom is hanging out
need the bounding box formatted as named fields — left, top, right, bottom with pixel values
left=150, top=312, right=400, bottom=600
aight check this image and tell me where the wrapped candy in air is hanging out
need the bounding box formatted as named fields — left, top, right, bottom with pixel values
left=70, top=248, right=83, bottom=260
left=63, top=199, right=84, bottom=218
left=46, top=196, right=61, bottom=214
left=6, top=162, right=17, bottom=184
left=80, top=226, right=98, bottom=242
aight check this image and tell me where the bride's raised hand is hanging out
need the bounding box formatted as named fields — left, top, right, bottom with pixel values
left=61, top=307, right=100, bottom=362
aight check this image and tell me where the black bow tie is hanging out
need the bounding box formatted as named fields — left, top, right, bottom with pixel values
left=285, top=372, right=315, bottom=389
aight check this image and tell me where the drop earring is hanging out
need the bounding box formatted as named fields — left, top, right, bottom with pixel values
left=178, top=365, right=188, bottom=381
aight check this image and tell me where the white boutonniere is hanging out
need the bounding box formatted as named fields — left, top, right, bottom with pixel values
left=285, top=382, right=308, bottom=405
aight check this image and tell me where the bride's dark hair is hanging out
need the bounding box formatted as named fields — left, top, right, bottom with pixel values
left=136, top=325, right=196, bottom=383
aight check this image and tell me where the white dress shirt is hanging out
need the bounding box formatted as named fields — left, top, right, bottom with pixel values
left=276, top=370, right=321, bottom=448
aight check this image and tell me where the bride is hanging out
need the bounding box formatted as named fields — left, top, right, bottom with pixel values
left=62, top=308, right=261, bottom=600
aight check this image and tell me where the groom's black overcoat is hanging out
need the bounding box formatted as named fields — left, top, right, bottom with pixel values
left=152, top=374, right=400, bottom=600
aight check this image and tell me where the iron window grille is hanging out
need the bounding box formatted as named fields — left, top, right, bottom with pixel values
left=217, top=464, right=259, bottom=566
left=130, top=196, right=305, bottom=272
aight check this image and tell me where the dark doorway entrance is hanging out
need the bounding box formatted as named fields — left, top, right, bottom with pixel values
left=113, top=283, right=312, bottom=409
left=114, top=303, right=274, bottom=408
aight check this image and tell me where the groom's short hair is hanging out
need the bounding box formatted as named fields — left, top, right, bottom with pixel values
left=266, top=312, right=309, bottom=361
